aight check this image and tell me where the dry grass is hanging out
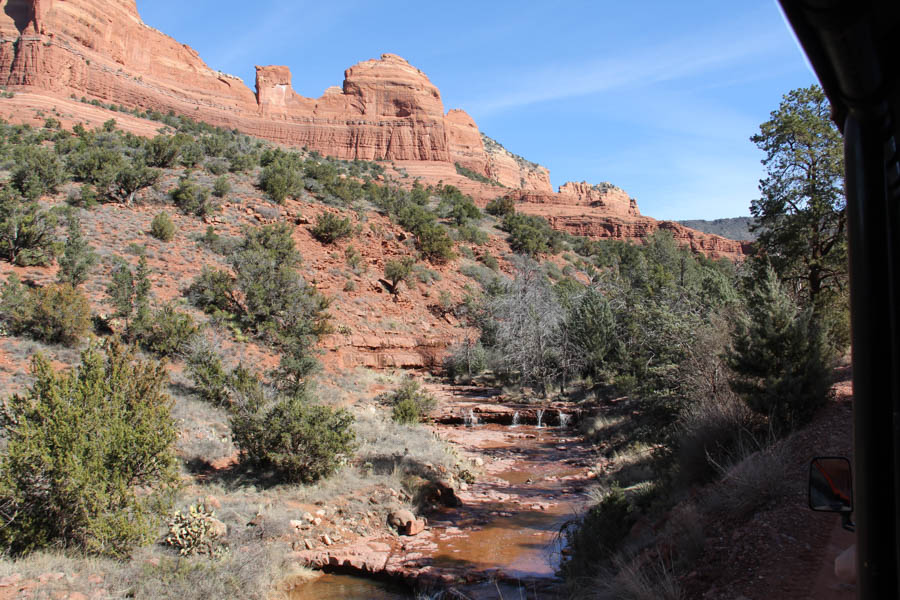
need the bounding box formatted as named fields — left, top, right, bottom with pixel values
left=703, top=434, right=790, bottom=519
left=0, top=540, right=285, bottom=599
left=590, top=553, right=683, bottom=600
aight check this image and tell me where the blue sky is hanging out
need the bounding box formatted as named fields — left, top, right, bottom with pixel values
left=137, top=1, right=817, bottom=220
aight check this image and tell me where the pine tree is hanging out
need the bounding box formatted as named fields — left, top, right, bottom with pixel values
left=726, top=262, right=830, bottom=430
left=57, top=211, right=98, bottom=286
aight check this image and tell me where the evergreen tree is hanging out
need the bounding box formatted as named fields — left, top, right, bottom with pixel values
left=0, top=339, right=178, bottom=556
left=750, top=86, right=846, bottom=317
left=57, top=211, right=98, bottom=286
left=726, top=262, right=830, bottom=430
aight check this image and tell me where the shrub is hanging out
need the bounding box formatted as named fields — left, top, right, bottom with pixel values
left=384, top=256, right=415, bottom=293
left=386, top=379, right=437, bottom=424
left=171, top=177, right=217, bottom=216
left=454, top=162, right=503, bottom=187
left=179, top=141, right=205, bottom=168
left=67, top=184, right=98, bottom=208
left=187, top=266, right=237, bottom=314
left=438, top=186, right=482, bottom=225
left=27, top=283, right=92, bottom=346
left=478, top=252, right=499, bottom=271
left=0, top=340, right=178, bottom=556
left=212, top=176, right=231, bottom=198
left=228, top=151, right=257, bottom=173
left=57, top=212, right=98, bottom=286
left=0, top=191, right=59, bottom=266
left=416, top=222, right=455, bottom=262
left=11, top=145, right=66, bottom=200
left=105, top=256, right=152, bottom=338
left=141, top=304, right=198, bottom=357
left=501, top=212, right=561, bottom=256
left=259, top=161, right=302, bottom=204
left=186, top=339, right=231, bottom=406
left=310, top=212, right=353, bottom=244
left=454, top=223, right=489, bottom=245
left=67, top=147, right=123, bottom=192
left=231, top=392, right=356, bottom=483
left=485, top=196, right=515, bottom=217
left=444, top=340, right=488, bottom=382
left=344, top=245, right=366, bottom=275
left=110, top=160, right=160, bottom=205
left=561, top=487, right=635, bottom=578
left=0, top=275, right=32, bottom=336
left=187, top=266, right=237, bottom=313
left=150, top=211, right=176, bottom=241
left=143, top=135, right=182, bottom=168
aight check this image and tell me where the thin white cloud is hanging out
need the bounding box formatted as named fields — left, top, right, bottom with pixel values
left=464, top=19, right=788, bottom=115
left=210, top=1, right=359, bottom=73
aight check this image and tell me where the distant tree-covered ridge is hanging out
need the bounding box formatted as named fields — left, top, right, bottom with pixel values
left=677, top=216, right=756, bottom=241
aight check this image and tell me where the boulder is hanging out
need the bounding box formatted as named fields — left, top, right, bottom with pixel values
left=388, top=509, right=426, bottom=536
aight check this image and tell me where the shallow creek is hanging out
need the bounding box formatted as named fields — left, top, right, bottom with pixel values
left=292, top=388, right=595, bottom=599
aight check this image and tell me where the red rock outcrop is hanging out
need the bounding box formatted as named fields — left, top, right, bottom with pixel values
left=0, top=0, right=748, bottom=259
left=480, top=134, right=554, bottom=193
left=522, top=203, right=750, bottom=260
left=0, top=0, right=551, bottom=190
left=446, top=109, right=489, bottom=175
left=505, top=181, right=640, bottom=217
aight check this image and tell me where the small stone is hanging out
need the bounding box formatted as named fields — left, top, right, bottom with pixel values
left=304, top=539, right=315, bottom=550
left=313, top=517, right=322, bottom=526
left=289, top=519, right=304, bottom=530
left=321, top=534, right=333, bottom=546
left=208, top=517, right=227, bottom=538
left=303, top=512, right=315, bottom=522
left=472, top=457, right=484, bottom=467
left=315, top=509, right=326, bottom=517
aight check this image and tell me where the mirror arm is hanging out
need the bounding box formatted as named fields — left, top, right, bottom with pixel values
left=842, top=512, right=856, bottom=533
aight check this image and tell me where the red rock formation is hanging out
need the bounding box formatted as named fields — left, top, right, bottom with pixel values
left=446, top=108, right=489, bottom=175
left=0, top=0, right=551, bottom=190
left=528, top=206, right=750, bottom=260
left=481, top=134, right=553, bottom=193
left=505, top=181, right=640, bottom=217
left=0, top=0, right=748, bottom=259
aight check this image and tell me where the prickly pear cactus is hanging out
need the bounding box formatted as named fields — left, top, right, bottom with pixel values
left=164, top=501, right=224, bottom=556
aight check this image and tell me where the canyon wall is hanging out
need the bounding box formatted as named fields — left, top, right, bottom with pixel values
left=0, top=0, right=748, bottom=258
left=0, top=0, right=545, bottom=189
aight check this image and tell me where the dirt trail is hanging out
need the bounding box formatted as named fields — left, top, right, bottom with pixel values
left=683, top=368, right=855, bottom=599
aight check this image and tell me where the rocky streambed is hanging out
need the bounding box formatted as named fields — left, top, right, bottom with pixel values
left=288, top=385, right=597, bottom=599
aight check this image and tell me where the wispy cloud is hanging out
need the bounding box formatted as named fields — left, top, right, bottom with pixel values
left=209, top=1, right=360, bottom=73
left=463, top=19, right=787, bottom=115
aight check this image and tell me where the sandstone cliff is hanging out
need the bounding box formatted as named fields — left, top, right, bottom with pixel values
left=0, top=0, right=748, bottom=259
left=0, top=0, right=548, bottom=191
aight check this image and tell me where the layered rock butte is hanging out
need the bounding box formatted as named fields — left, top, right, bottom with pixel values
left=0, top=0, right=749, bottom=259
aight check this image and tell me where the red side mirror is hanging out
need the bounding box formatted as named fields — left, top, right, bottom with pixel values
left=809, top=456, right=853, bottom=513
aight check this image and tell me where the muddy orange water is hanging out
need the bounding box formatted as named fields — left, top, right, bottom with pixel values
left=292, top=403, right=595, bottom=598
left=428, top=424, right=589, bottom=579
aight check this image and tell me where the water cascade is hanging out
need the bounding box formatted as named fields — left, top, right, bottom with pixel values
left=558, top=411, right=570, bottom=428
left=536, top=409, right=545, bottom=429
left=511, top=411, right=520, bottom=427
left=464, top=409, right=479, bottom=427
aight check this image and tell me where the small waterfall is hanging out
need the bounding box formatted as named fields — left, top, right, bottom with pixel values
left=536, top=409, right=545, bottom=429
left=510, top=411, right=520, bottom=427
left=558, top=411, right=570, bottom=428
left=464, top=409, right=479, bottom=427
